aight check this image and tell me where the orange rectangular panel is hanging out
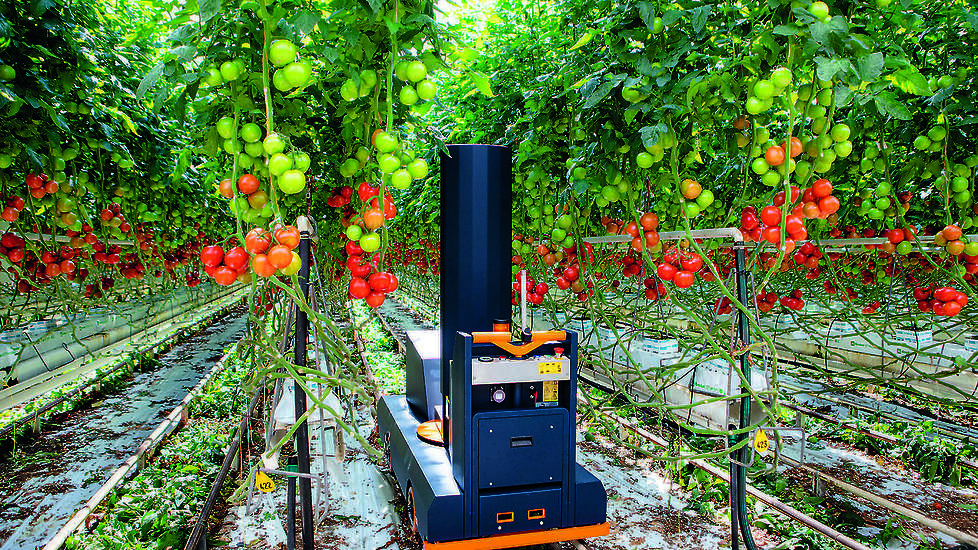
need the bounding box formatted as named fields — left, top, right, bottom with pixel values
left=423, top=522, right=610, bottom=550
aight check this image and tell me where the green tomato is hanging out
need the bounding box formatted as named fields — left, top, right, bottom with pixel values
left=913, top=135, right=931, bottom=150
left=263, top=133, right=286, bottom=156
left=695, top=189, right=715, bottom=208
left=557, top=214, right=574, bottom=230
left=830, top=124, right=850, bottom=142
left=245, top=141, right=264, bottom=157
left=359, top=232, right=381, bottom=253
left=407, top=158, right=429, bottom=179
left=360, top=69, right=378, bottom=89
left=345, top=225, right=363, bottom=241
left=683, top=201, right=700, bottom=217
left=339, top=158, right=360, bottom=178
left=395, top=60, right=410, bottom=81
left=896, top=240, right=913, bottom=255
left=550, top=228, right=567, bottom=242
left=636, top=152, right=654, bottom=169
left=745, top=97, right=766, bottom=115
left=391, top=169, right=412, bottom=189
left=340, top=79, right=358, bottom=101
left=281, top=252, right=302, bottom=276
left=374, top=131, right=398, bottom=153
left=771, top=67, right=792, bottom=89
left=753, top=80, right=774, bottom=100
left=416, top=79, right=437, bottom=101
left=378, top=153, right=400, bottom=173
left=238, top=153, right=254, bottom=168
left=928, top=126, right=947, bottom=142
left=240, top=123, right=262, bottom=143
left=216, top=116, right=235, bottom=139
left=268, top=153, right=293, bottom=176
left=600, top=185, right=620, bottom=202
left=272, top=69, right=293, bottom=92
left=269, top=39, right=298, bottom=67
left=0, top=64, right=16, bottom=82
left=283, top=59, right=313, bottom=88
left=405, top=60, right=427, bottom=83
left=399, top=85, right=419, bottom=106
left=751, top=157, right=770, bottom=175
left=0, top=153, right=12, bottom=169
left=220, top=60, right=242, bottom=81
left=292, top=151, right=311, bottom=172
left=278, top=170, right=306, bottom=194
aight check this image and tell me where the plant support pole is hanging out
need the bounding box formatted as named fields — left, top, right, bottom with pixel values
left=733, top=240, right=759, bottom=550
left=294, top=215, right=314, bottom=550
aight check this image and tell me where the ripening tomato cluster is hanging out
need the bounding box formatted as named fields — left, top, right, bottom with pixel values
left=754, top=291, right=779, bottom=313
left=601, top=212, right=661, bottom=255
left=342, top=182, right=397, bottom=255
left=347, top=265, right=400, bottom=308
left=1, top=195, right=25, bottom=222
left=914, top=285, right=968, bottom=317
left=99, top=203, right=131, bottom=233
left=25, top=172, right=60, bottom=199
left=326, top=184, right=353, bottom=207
left=642, top=276, right=668, bottom=301
left=861, top=300, right=883, bottom=315
left=779, top=289, right=806, bottom=311
left=792, top=241, right=824, bottom=279
left=714, top=296, right=732, bottom=315
left=655, top=248, right=704, bottom=289
left=823, top=280, right=858, bottom=301
left=511, top=276, right=549, bottom=306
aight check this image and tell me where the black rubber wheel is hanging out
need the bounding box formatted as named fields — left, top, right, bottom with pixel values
left=407, top=485, right=420, bottom=536
left=383, top=432, right=391, bottom=470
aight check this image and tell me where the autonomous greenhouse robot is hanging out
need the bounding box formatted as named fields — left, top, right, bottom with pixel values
left=378, top=144, right=609, bottom=549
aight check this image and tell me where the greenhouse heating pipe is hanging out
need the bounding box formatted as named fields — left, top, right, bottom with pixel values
left=293, top=215, right=314, bottom=550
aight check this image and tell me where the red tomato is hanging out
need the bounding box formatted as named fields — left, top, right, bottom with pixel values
left=783, top=137, right=803, bottom=158
left=657, top=262, right=678, bottom=281
left=237, top=174, right=260, bottom=195
left=812, top=178, right=833, bottom=198
left=214, top=266, right=237, bottom=285
left=762, top=225, right=782, bottom=244
left=349, top=278, right=370, bottom=299
left=764, top=145, right=786, bottom=167
left=639, top=212, right=659, bottom=231
left=252, top=254, right=277, bottom=277
left=818, top=195, right=840, bottom=215
left=369, top=272, right=392, bottom=292
left=224, top=246, right=250, bottom=271
left=760, top=206, right=782, bottom=227
left=555, top=277, right=570, bottom=290
left=365, top=291, right=386, bottom=308
left=681, top=254, right=703, bottom=272
left=267, top=245, right=292, bottom=269
left=200, top=245, right=224, bottom=267
left=245, top=228, right=272, bottom=254
left=562, top=265, right=579, bottom=282
left=219, top=178, right=234, bottom=198
left=275, top=226, right=301, bottom=249
left=673, top=270, right=695, bottom=288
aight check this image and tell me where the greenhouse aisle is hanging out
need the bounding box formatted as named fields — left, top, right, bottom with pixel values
left=0, top=311, right=247, bottom=550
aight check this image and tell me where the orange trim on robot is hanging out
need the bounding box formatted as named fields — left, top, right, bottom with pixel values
left=470, top=331, right=567, bottom=358
left=422, top=522, right=610, bottom=550
left=416, top=420, right=444, bottom=445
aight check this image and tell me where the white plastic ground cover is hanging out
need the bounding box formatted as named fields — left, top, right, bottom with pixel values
left=0, top=312, right=247, bottom=550
left=0, top=283, right=229, bottom=383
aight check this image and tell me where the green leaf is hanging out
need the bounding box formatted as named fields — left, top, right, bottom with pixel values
left=469, top=71, right=494, bottom=97
left=639, top=123, right=668, bottom=148
left=569, top=29, right=596, bottom=51
left=582, top=79, right=614, bottom=109
left=198, top=0, right=221, bottom=23
left=874, top=92, right=911, bottom=121
left=291, top=10, right=320, bottom=35
left=662, top=9, right=682, bottom=27
left=887, top=67, right=931, bottom=96
left=137, top=63, right=165, bottom=97
left=773, top=24, right=800, bottom=36
left=636, top=1, right=657, bottom=30
left=815, top=56, right=847, bottom=81
left=689, top=6, right=712, bottom=35
left=854, top=53, right=884, bottom=82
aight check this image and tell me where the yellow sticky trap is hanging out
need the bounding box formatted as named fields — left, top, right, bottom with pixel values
left=542, top=380, right=558, bottom=402
left=753, top=429, right=770, bottom=456
left=256, top=471, right=276, bottom=493
left=538, top=361, right=562, bottom=374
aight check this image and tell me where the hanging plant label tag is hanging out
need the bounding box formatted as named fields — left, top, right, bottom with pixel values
left=256, top=471, right=276, bottom=493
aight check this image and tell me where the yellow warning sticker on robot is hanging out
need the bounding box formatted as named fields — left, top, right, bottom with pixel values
left=542, top=380, right=558, bottom=401
left=753, top=429, right=770, bottom=456
left=538, top=361, right=562, bottom=374
left=256, top=471, right=276, bottom=493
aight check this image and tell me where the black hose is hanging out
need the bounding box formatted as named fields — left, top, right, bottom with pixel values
left=287, top=456, right=297, bottom=550
left=733, top=243, right=759, bottom=550
left=293, top=224, right=314, bottom=550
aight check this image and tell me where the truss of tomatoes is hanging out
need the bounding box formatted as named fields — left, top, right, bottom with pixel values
left=200, top=225, right=302, bottom=285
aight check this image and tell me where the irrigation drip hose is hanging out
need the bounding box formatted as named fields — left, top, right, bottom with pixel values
left=183, top=386, right=263, bottom=550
